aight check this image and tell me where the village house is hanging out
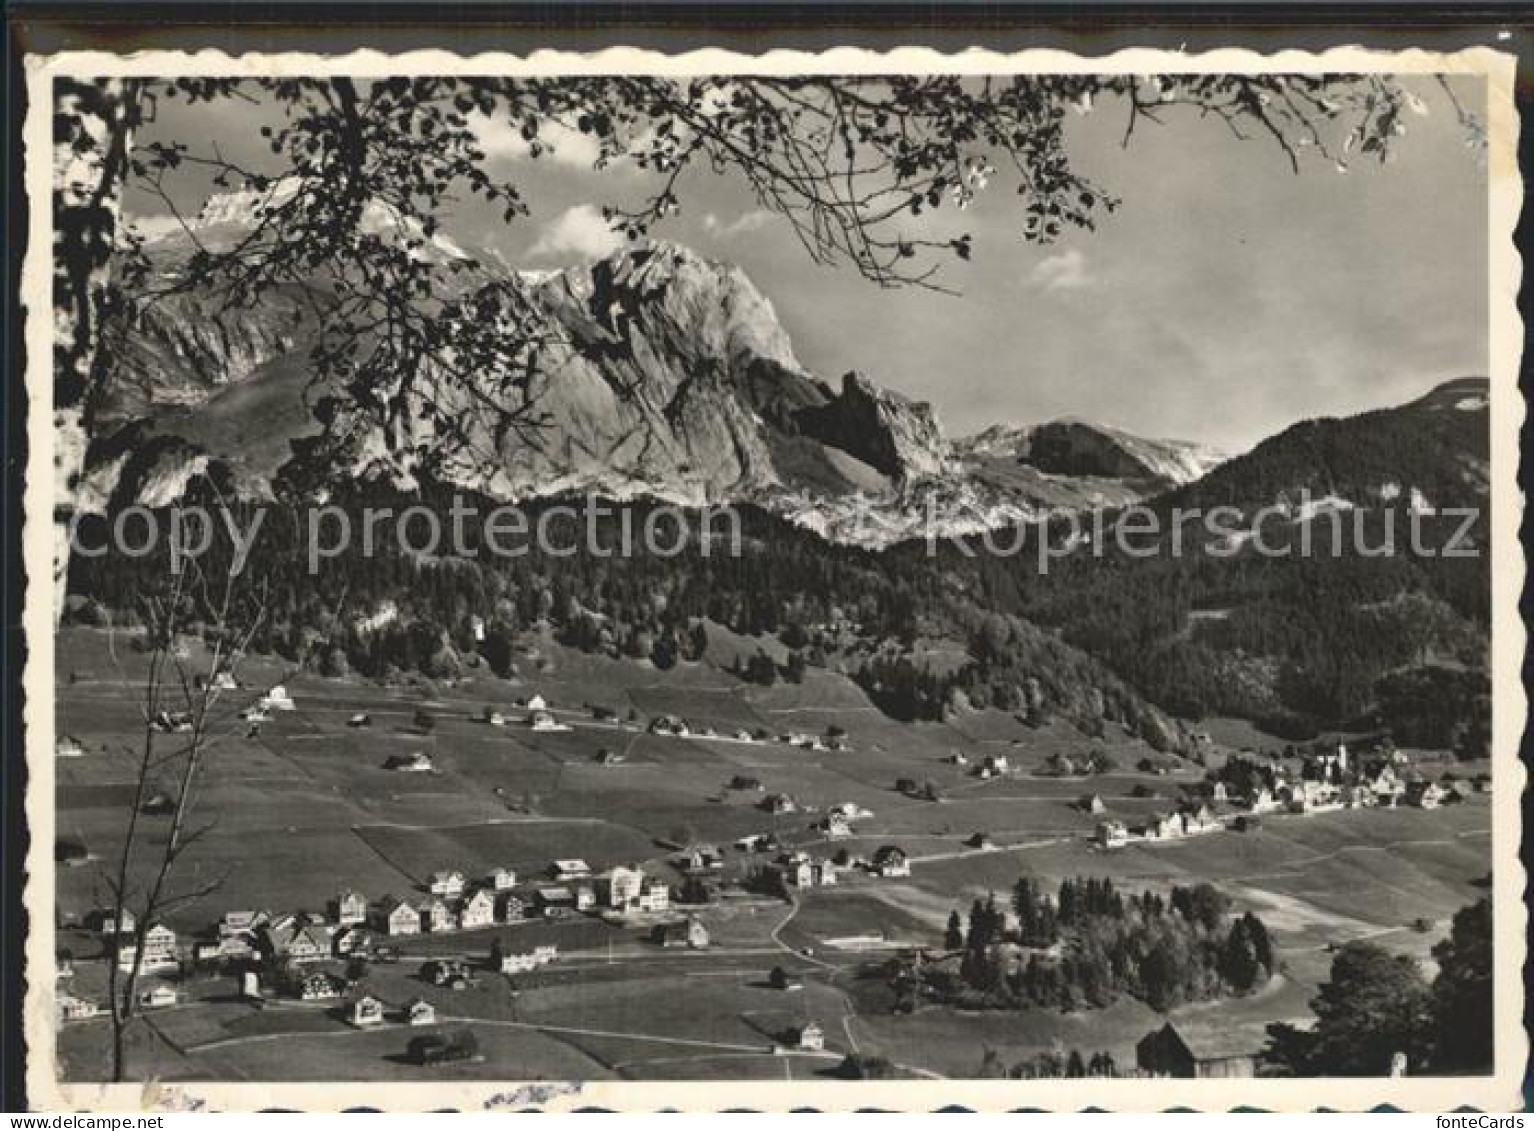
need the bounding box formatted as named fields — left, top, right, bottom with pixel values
left=982, top=753, right=1010, bottom=776
left=1095, top=820, right=1129, bottom=849
left=333, top=890, right=368, bottom=926
left=1179, top=804, right=1221, bottom=835
left=489, top=867, right=518, bottom=892
left=872, top=845, right=911, bottom=878
left=494, top=941, right=558, bottom=974
left=422, top=898, right=457, bottom=933
left=817, top=812, right=853, bottom=839
left=535, top=887, right=577, bottom=918
left=1406, top=780, right=1446, bottom=810
left=550, top=859, right=592, bottom=882
left=266, top=920, right=331, bottom=965
left=483, top=707, right=507, bottom=727
left=348, top=713, right=371, bottom=728
left=428, top=871, right=466, bottom=899
left=638, top=879, right=670, bottom=914
left=1136, top=1022, right=1257, bottom=1079
left=260, top=684, right=297, bottom=712
left=496, top=892, right=526, bottom=922
left=1246, top=787, right=1280, bottom=814
left=526, top=693, right=548, bottom=712
left=137, top=984, right=179, bottom=1010
left=652, top=916, right=710, bottom=950
left=573, top=884, right=597, bottom=912
left=57, top=993, right=101, bottom=1022
left=763, top=793, right=799, bottom=815
left=348, top=994, right=385, bottom=1028
left=459, top=889, right=497, bottom=931
left=379, top=896, right=422, bottom=936
left=598, top=865, right=645, bottom=910
left=783, top=1020, right=825, bottom=1052
left=1080, top=793, right=1106, bottom=815
left=677, top=845, right=724, bottom=872
left=528, top=709, right=569, bottom=733
left=55, top=735, right=84, bottom=758
left=298, top=971, right=346, bottom=1001
left=117, top=923, right=179, bottom=973
left=406, top=998, right=436, bottom=1026
left=333, top=925, right=373, bottom=957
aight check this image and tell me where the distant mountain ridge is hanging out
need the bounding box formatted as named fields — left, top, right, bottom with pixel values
left=99, top=192, right=1221, bottom=545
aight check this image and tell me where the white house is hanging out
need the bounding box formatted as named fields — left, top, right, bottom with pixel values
left=261, top=685, right=297, bottom=711
left=490, top=867, right=518, bottom=892
left=550, top=859, right=592, bottom=881
left=526, top=693, right=548, bottom=712
left=117, top=923, right=178, bottom=972
left=348, top=995, right=384, bottom=1028
left=600, top=865, right=645, bottom=910
left=460, top=889, right=497, bottom=930
left=1095, top=820, right=1129, bottom=849
left=334, top=890, right=368, bottom=927
left=429, top=871, right=466, bottom=899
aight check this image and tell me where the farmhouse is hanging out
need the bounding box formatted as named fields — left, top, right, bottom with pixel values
left=599, top=865, right=645, bottom=910
left=763, top=793, right=799, bottom=815
left=638, top=879, right=671, bottom=914
left=1136, top=1022, right=1257, bottom=1079
left=783, top=1020, right=825, bottom=1051
left=652, top=917, right=710, bottom=950
left=117, top=923, right=179, bottom=973
left=57, top=993, right=101, bottom=1022
left=489, top=867, right=517, bottom=892
left=379, top=896, right=423, bottom=936
left=677, top=846, right=723, bottom=872
left=460, top=889, right=497, bottom=931
left=494, top=941, right=558, bottom=973
left=298, top=971, right=346, bottom=1001
left=573, top=884, right=597, bottom=912
left=56, top=735, right=84, bottom=758
left=137, top=984, right=178, bottom=1010
left=333, top=890, right=368, bottom=926
left=422, top=898, right=457, bottom=933
left=261, top=685, right=296, bottom=711
left=347, top=713, right=371, bottom=728
left=348, top=994, right=385, bottom=1028
left=528, top=710, right=569, bottom=732
left=535, top=887, right=577, bottom=918
left=496, top=892, right=527, bottom=922
left=266, top=920, right=331, bottom=965
left=817, top=813, right=853, bottom=839
left=406, top=998, right=436, bottom=1026
left=428, top=871, right=466, bottom=899
left=872, top=845, right=911, bottom=878
left=550, top=859, right=592, bottom=881
left=333, top=925, right=373, bottom=956
left=526, top=694, right=548, bottom=711
left=483, top=707, right=507, bottom=726
left=1095, top=820, right=1129, bottom=849
left=982, top=754, right=1010, bottom=776
left=1404, top=779, right=1445, bottom=809
left=1080, top=794, right=1106, bottom=815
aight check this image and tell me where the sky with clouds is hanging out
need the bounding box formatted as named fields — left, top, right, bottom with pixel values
left=124, top=75, right=1487, bottom=454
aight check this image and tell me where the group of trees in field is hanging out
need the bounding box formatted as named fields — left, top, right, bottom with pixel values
left=1262, top=897, right=1494, bottom=1076
left=931, top=877, right=1274, bottom=1014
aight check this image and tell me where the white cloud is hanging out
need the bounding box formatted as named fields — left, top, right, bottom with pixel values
left=527, top=204, right=625, bottom=261
left=467, top=112, right=603, bottom=170
left=702, top=210, right=775, bottom=240
left=1029, top=248, right=1094, bottom=292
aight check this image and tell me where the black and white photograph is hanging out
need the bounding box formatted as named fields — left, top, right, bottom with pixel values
left=22, top=46, right=1524, bottom=1111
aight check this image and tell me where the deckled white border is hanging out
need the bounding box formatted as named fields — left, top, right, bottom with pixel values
left=20, top=43, right=1525, bottom=1113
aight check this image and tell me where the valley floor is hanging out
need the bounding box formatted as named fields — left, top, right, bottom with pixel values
left=50, top=627, right=1493, bottom=1083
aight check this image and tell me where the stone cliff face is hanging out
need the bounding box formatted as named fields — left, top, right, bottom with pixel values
left=99, top=197, right=1210, bottom=543
left=794, top=371, right=950, bottom=483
